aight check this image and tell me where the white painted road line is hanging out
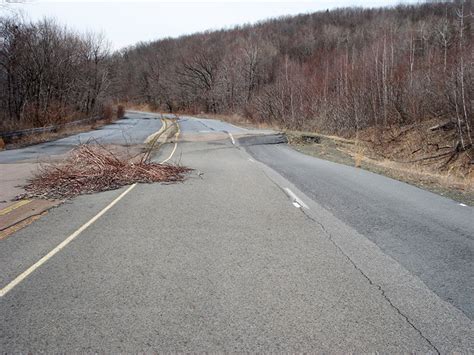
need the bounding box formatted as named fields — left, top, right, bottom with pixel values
left=227, top=132, right=235, bottom=145
left=248, top=158, right=256, bottom=163
left=0, top=183, right=137, bottom=298
left=459, top=203, right=467, bottom=207
left=292, top=201, right=302, bottom=208
left=284, top=187, right=309, bottom=209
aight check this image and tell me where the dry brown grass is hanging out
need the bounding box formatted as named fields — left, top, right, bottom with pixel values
left=4, top=120, right=112, bottom=149
left=102, top=104, right=114, bottom=123
left=287, top=128, right=473, bottom=205
left=344, top=146, right=473, bottom=190
left=117, top=105, right=125, bottom=119
left=119, top=102, right=157, bottom=113
left=0, top=106, right=89, bottom=133
left=354, top=150, right=364, bottom=168
left=196, top=112, right=279, bottom=131
left=358, top=119, right=473, bottom=175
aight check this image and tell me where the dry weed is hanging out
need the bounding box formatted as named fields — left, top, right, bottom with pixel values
left=117, top=105, right=125, bottom=119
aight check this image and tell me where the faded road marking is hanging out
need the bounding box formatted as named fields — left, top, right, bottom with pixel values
left=0, top=184, right=137, bottom=297
left=0, top=200, right=32, bottom=216
left=227, top=132, right=235, bottom=145
left=161, top=121, right=180, bottom=164
left=144, top=118, right=167, bottom=144
left=284, top=187, right=309, bottom=209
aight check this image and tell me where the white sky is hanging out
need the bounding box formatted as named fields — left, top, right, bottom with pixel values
left=2, top=0, right=422, bottom=51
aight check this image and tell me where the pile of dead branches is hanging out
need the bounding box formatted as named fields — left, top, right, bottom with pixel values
left=20, top=144, right=191, bottom=199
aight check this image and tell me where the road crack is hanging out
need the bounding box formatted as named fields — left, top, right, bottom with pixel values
left=299, top=208, right=441, bottom=354
left=254, top=156, right=440, bottom=353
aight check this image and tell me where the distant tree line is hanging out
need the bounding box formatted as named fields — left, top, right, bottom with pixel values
left=1, top=1, right=473, bottom=151
left=0, top=16, right=110, bottom=130
left=112, top=0, right=473, bottom=149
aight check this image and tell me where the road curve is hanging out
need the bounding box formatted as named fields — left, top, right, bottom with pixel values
left=0, top=111, right=163, bottom=164
left=0, top=112, right=472, bottom=352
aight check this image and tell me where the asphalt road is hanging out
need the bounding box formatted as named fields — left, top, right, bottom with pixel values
left=244, top=141, right=474, bottom=320
left=0, top=111, right=163, bottom=163
left=0, top=112, right=472, bottom=352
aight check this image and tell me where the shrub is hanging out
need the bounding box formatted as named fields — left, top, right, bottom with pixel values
left=102, top=104, right=114, bottom=123
left=117, top=105, right=125, bottom=119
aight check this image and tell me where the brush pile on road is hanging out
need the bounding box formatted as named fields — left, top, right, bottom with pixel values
left=18, top=144, right=191, bottom=199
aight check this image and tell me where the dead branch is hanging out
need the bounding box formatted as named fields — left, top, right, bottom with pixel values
left=429, top=121, right=455, bottom=131
left=18, top=144, right=191, bottom=200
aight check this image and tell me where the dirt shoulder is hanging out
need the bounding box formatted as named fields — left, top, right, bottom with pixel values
left=1, top=119, right=115, bottom=150
left=287, top=131, right=474, bottom=206
left=0, top=115, right=182, bottom=238
left=198, top=112, right=473, bottom=206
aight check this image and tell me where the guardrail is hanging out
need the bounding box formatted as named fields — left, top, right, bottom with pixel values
left=0, top=116, right=100, bottom=142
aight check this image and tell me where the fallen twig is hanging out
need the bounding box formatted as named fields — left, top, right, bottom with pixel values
left=18, top=144, right=191, bottom=199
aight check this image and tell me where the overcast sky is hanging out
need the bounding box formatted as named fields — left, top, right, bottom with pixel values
left=2, top=0, right=422, bottom=51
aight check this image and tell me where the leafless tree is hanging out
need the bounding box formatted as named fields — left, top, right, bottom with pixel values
left=0, top=16, right=111, bottom=130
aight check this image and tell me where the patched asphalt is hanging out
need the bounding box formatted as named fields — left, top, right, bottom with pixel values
left=0, top=112, right=163, bottom=164
left=0, top=113, right=472, bottom=352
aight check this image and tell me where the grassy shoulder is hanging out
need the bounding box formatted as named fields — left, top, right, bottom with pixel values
left=1, top=120, right=111, bottom=150
left=114, top=109, right=474, bottom=205
left=1, top=105, right=126, bottom=150
left=287, top=131, right=474, bottom=206
left=196, top=111, right=474, bottom=206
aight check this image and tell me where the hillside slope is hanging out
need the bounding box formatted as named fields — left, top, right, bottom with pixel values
left=113, top=1, right=473, bottom=183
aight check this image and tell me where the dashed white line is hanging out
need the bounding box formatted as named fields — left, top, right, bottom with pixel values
left=227, top=132, right=235, bottom=145
left=292, top=201, right=302, bottom=208
left=459, top=203, right=467, bottom=207
left=284, top=187, right=309, bottom=209
left=248, top=158, right=256, bottom=163
left=0, top=183, right=137, bottom=298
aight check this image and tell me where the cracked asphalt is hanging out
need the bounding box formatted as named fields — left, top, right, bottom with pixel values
left=0, top=111, right=163, bottom=164
left=246, top=143, right=474, bottom=320
left=0, top=113, right=472, bottom=352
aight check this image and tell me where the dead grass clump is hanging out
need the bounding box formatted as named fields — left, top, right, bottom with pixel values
left=124, top=103, right=155, bottom=113
left=354, top=150, right=363, bottom=168
left=20, top=144, right=191, bottom=199
left=102, top=104, right=114, bottom=123
left=117, top=105, right=125, bottom=119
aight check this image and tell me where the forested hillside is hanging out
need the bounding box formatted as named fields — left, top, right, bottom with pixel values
left=1, top=1, right=473, bottom=156
left=112, top=1, right=473, bottom=152
left=0, top=17, right=110, bottom=131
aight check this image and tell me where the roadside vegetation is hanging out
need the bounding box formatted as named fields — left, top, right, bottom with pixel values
left=112, top=0, right=472, bottom=191
left=0, top=16, right=111, bottom=133
left=1, top=1, right=472, bottom=193
left=287, top=130, right=474, bottom=205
